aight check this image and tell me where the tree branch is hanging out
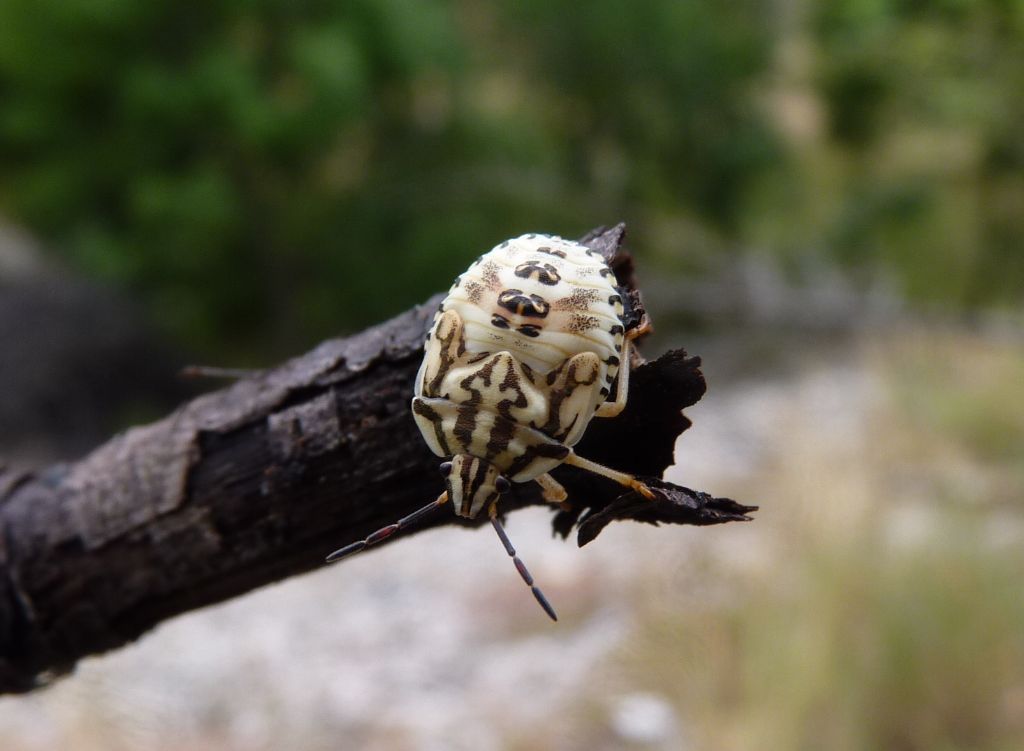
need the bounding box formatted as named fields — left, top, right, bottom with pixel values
left=0, top=225, right=755, bottom=694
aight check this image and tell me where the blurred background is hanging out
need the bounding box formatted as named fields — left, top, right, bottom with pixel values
left=0, top=1, right=1022, bottom=749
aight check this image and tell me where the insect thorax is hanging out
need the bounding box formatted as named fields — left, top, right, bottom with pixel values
left=411, top=350, right=574, bottom=483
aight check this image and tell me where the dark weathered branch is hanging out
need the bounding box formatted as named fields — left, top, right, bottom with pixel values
left=0, top=225, right=754, bottom=694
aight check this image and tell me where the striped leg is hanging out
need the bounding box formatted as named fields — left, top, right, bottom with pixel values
left=564, top=452, right=656, bottom=500
left=594, top=337, right=633, bottom=419
left=595, top=314, right=652, bottom=419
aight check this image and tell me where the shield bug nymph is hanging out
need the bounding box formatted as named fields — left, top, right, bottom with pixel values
left=327, top=234, right=654, bottom=620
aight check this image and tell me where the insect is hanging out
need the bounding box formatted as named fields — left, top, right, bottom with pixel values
left=326, top=234, right=654, bottom=620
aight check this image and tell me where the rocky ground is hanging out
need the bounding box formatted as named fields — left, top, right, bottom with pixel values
left=1, top=322, right=1021, bottom=751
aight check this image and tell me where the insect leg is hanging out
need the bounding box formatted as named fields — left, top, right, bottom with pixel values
left=535, top=473, right=568, bottom=505
left=594, top=337, right=632, bottom=418
left=325, top=491, right=449, bottom=563
left=489, top=505, right=558, bottom=622
left=563, top=452, right=657, bottom=500
left=595, top=313, right=651, bottom=419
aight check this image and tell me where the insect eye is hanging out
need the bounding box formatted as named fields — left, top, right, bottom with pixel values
left=495, top=476, right=511, bottom=493
left=439, top=461, right=453, bottom=476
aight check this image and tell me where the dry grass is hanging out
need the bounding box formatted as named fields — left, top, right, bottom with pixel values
left=581, top=327, right=1024, bottom=751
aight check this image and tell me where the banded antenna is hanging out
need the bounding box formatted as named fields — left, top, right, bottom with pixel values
left=325, top=491, right=449, bottom=562
left=489, top=506, right=558, bottom=621
left=324, top=494, right=558, bottom=622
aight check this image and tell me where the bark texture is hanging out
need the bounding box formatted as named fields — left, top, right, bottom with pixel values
left=0, top=225, right=755, bottom=694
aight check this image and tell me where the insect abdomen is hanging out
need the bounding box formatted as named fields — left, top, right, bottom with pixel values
left=441, top=235, right=624, bottom=376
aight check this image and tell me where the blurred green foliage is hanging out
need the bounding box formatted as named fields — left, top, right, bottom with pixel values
left=803, top=0, right=1024, bottom=308
left=0, top=0, right=1020, bottom=357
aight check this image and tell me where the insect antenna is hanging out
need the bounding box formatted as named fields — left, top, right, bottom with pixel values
left=489, top=509, right=558, bottom=622
left=179, top=365, right=259, bottom=381
left=325, top=491, right=448, bottom=563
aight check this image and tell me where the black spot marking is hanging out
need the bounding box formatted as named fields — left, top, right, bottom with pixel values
left=518, top=324, right=542, bottom=338
left=610, top=324, right=624, bottom=336
left=608, top=294, right=622, bottom=306
left=498, top=289, right=551, bottom=318
left=599, top=267, right=614, bottom=278
left=514, top=261, right=561, bottom=286
left=537, top=246, right=567, bottom=259
left=606, top=355, right=620, bottom=367
left=491, top=313, right=511, bottom=329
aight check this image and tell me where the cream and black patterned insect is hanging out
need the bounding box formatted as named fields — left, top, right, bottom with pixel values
left=326, top=234, right=655, bottom=621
